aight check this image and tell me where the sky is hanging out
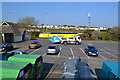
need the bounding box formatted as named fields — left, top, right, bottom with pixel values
left=2, top=2, right=118, bottom=28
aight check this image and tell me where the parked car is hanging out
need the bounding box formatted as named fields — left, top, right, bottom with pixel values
left=9, top=50, right=29, bottom=55
left=0, top=52, right=14, bottom=61
left=0, top=43, right=13, bottom=51
left=85, top=45, right=98, bottom=56
left=46, top=45, right=60, bottom=55
left=29, top=41, right=41, bottom=49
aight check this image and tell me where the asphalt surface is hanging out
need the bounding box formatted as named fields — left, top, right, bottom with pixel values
left=12, top=39, right=119, bottom=79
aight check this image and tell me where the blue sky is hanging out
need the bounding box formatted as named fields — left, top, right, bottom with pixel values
left=2, top=2, right=118, bottom=28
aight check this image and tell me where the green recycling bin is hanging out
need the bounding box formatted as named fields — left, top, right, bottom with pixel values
left=0, top=60, right=33, bottom=80
left=8, top=54, right=43, bottom=79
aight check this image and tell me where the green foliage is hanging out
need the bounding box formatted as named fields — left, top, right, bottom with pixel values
left=82, top=29, right=92, bottom=38
left=31, top=32, right=40, bottom=38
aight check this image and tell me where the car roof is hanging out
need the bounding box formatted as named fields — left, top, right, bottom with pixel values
left=87, top=45, right=95, bottom=48
left=49, top=45, right=56, bottom=47
left=31, top=41, right=40, bottom=43
left=10, top=50, right=25, bottom=53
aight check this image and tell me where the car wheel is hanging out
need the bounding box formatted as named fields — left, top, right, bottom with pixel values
left=75, top=42, right=79, bottom=45
left=63, top=42, right=67, bottom=45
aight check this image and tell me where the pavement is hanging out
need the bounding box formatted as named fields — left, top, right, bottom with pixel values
left=11, top=38, right=119, bottom=79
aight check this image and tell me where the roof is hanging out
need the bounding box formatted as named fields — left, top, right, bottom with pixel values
left=1, top=22, right=21, bottom=35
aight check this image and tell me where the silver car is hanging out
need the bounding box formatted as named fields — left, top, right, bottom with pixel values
left=46, top=45, right=60, bottom=55
left=9, top=50, right=29, bottom=55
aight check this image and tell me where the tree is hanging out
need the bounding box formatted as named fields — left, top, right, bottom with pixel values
left=83, top=29, right=92, bottom=38
left=18, top=16, right=39, bottom=25
left=107, top=27, right=119, bottom=41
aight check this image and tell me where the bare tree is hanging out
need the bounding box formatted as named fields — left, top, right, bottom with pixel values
left=18, top=16, right=39, bottom=25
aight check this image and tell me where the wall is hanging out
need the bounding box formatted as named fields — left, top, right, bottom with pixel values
left=25, top=35, right=31, bottom=40
left=14, top=35, right=22, bottom=42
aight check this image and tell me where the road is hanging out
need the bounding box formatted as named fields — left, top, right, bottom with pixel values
left=12, top=39, right=119, bottom=79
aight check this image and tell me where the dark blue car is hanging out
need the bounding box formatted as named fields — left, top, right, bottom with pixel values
left=0, top=43, right=13, bottom=51
left=85, top=46, right=98, bottom=56
left=0, top=52, right=14, bottom=61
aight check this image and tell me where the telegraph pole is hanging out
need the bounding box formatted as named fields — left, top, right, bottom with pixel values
left=46, top=12, right=48, bottom=32
left=88, top=13, right=90, bottom=29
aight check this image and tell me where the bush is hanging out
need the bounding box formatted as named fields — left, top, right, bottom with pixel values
left=31, top=32, right=40, bottom=38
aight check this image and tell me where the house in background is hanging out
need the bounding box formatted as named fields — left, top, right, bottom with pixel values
left=1, top=22, right=31, bottom=43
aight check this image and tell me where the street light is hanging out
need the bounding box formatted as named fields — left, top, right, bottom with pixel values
left=88, top=13, right=90, bottom=29
left=46, top=12, right=48, bottom=32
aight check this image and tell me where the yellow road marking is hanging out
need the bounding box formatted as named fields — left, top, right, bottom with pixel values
left=43, top=71, right=62, bottom=74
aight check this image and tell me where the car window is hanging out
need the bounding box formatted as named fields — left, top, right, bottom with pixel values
left=15, top=52, right=21, bottom=54
left=78, top=37, right=80, bottom=39
left=88, top=47, right=96, bottom=50
left=22, top=52, right=28, bottom=54
left=2, top=44, right=7, bottom=47
left=69, top=38, right=73, bottom=39
left=48, top=46, right=56, bottom=49
left=31, top=42, right=38, bottom=44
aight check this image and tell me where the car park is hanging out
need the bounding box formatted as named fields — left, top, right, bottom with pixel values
left=9, top=50, right=29, bottom=55
left=0, top=43, right=13, bottom=51
left=46, top=45, right=60, bottom=55
left=29, top=41, right=41, bottom=49
left=85, top=45, right=98, bottom=56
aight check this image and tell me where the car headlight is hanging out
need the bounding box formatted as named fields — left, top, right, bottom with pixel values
left=89, top=52, right=92, bottom=54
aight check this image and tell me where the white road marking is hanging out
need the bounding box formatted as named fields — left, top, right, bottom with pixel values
left=105, top=47, right=117, bottom=52
left=99, top=54, right=107, bottom=60
left=43, top=52, right=46, bottom=56
left=80, top=48, right=90, bottom=59
left=30, top=48, right=40, bottom=54
left=70, top=48, right=75, bottom=59
left=100, top=49, right=118, bottom=58
left=58, top=47, right=62, bottom=57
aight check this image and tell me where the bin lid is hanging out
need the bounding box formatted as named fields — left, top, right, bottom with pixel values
left=103, top=61, right=120, bottom=78
left=0, top=60, right=32, bottom=78
left=8, top=54, right=42, bottom=65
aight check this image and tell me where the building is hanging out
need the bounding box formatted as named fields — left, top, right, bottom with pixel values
left=1, top=22, right=31, bottom=43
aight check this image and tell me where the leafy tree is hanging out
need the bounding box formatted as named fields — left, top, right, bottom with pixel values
left=82, top=29, right=92, bottom=38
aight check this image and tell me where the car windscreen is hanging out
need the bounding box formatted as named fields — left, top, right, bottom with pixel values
left=78, top=37, right=80, bottom=39
left=22, top=51, right=29, bottom=54
left=31, top=42, right=38, bottom=44
left=48, top=46, right=56, bottom=49
left=2, top=44, right=7, bottom=47
left=88, top=47, right=96, bottom=50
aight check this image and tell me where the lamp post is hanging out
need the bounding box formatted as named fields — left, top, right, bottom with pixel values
left=88, top=13, right=90, bottom=30
left=46, top=12, right=48, bottom=32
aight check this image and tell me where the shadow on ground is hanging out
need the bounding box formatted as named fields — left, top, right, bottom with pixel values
left=41, top=63, right=54, bottom=79
left=95, top=68, right=102, bottom=80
